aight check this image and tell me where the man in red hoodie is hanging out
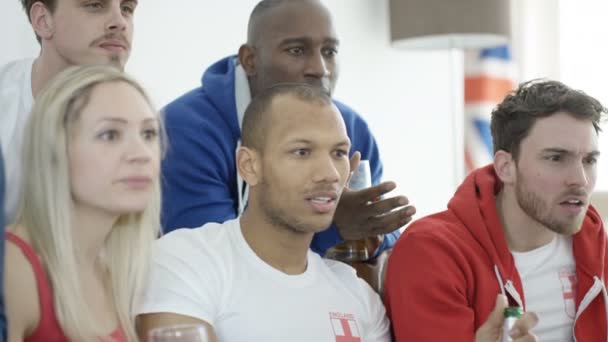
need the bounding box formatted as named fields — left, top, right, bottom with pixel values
left=385, top=79, right=608, bottom=341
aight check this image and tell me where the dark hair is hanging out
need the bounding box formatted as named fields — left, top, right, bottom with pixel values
left=248, top=0, right=284, bottom=44
left=491, top=79, right=606, bottom=160
left=20, top=0, right=57, bottom=43
left=241, top=83, right=332, bottom=150
left=247, top=0, right=318, bottom=44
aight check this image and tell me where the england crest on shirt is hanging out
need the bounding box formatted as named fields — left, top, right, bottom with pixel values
left=559, top=266, right=577, bottom=319
left=329, top=312, right=361, bottom=342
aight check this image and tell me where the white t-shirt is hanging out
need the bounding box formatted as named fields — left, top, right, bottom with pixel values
left=512, top=235, right=576, bottom=341
left=0, top=58, right=34, bottom=223
left=137, top=218, right=391, bottom=342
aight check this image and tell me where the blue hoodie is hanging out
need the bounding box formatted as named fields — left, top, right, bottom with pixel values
left=161, top=56, right=398, bottom=255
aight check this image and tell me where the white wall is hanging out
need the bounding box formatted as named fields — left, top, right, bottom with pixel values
left=0, top=0, right=482, bottom=220
left=0, top=1, right=41, bottom=63
left=511, top=0, right=608, bottom=191
left=559, top=1, right=608, bottom=107
left=558, top=0, right=608, bottom=191
left=510, top=0, right=561, bottom=82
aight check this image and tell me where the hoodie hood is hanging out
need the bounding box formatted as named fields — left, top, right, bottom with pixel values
left=199, top=55, right=242, bottom=136
left=448, top=164, right=523, bottom=305
left=448, top=164, right=606, bottom=308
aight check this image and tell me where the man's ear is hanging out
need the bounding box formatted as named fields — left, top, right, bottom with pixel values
left=237, top=146, right=261, bottom=186
left=238, top=44, right=257, bottom=77
left=30, top=2, right=54, bottom=41
left=494, top=150, right=516, bottom=185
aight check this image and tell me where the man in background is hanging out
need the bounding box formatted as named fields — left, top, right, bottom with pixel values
left=160, top=0, right=415, bottom=258
left=0, top=0, right=137, bottom=223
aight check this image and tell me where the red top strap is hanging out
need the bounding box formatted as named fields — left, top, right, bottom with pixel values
left=6, top=232, right=126, bottom=341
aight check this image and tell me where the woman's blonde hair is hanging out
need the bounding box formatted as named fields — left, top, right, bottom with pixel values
left=16, top=65, right=162, bottom=341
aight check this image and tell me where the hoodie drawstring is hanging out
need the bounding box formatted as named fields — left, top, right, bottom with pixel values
left=493, top=265, right=524, bottom=308
left=493, top=265, right=506, bottom=298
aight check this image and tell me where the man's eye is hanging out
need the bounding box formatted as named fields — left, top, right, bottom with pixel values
left=585, top=156, right=598, bottom=165
left=323, top=47, right=338, bottom=57
left=122, top=1, right=137, bottom=14
left=334, top=149, right=348, bottom=158
left=122, top=5, right=135, bottom=14
left=293, top=149, right=310, bottom=157
left=287, top=47, right=305, bottom=55
left=85, top=1, right=104, bottom=10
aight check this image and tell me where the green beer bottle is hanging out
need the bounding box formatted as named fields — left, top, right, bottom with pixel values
left=503, top=306, right=523, bottom=342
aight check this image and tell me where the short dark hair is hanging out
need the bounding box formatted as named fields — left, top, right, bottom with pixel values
left=491, top=79, right=606, bottom=160
left=247, top=0, right=317, bottom=44
left=241, top=83, right=332, bottom=150
left=248, top=0, right=284, bottom=44
left=20, top=0, right=57, bottom=43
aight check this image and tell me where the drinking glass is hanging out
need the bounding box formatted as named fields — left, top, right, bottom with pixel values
left=324, top=160, right=372, bottom=263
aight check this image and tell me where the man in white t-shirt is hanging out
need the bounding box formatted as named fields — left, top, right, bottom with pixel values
left=136, top=84, right=391, bottom=342
left=0, top=0, right=137, bottom=222
left=385, top=80, right=608, bottom=341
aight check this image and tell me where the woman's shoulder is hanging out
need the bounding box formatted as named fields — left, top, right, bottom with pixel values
left=6, top=224, right=37, bottom=265
left=5, top=225, right=38, bottom=271
left=5, top=225, right=41, bottom=340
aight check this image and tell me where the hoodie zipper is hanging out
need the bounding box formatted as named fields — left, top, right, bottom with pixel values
left=573, top=276, right=608, bottom=342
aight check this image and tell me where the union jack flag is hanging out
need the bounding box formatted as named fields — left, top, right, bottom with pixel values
left=464, top=45, right=516, bottom=173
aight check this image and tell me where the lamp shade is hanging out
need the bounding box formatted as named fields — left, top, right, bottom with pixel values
left=390, top=0, right=510, bottom=49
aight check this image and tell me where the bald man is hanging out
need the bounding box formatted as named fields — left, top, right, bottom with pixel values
left=137, top=84, right=391, bottom=342
left=160, top=0, right=415, bottom=258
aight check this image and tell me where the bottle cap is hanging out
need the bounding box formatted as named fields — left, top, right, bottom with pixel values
left=504, top=306, right=523, bottom=318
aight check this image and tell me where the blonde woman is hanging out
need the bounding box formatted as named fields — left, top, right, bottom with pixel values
left=5, top=65, right=162, bottom=342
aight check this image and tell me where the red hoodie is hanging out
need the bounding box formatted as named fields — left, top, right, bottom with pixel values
left=384, top=164, right=608, bottom=341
